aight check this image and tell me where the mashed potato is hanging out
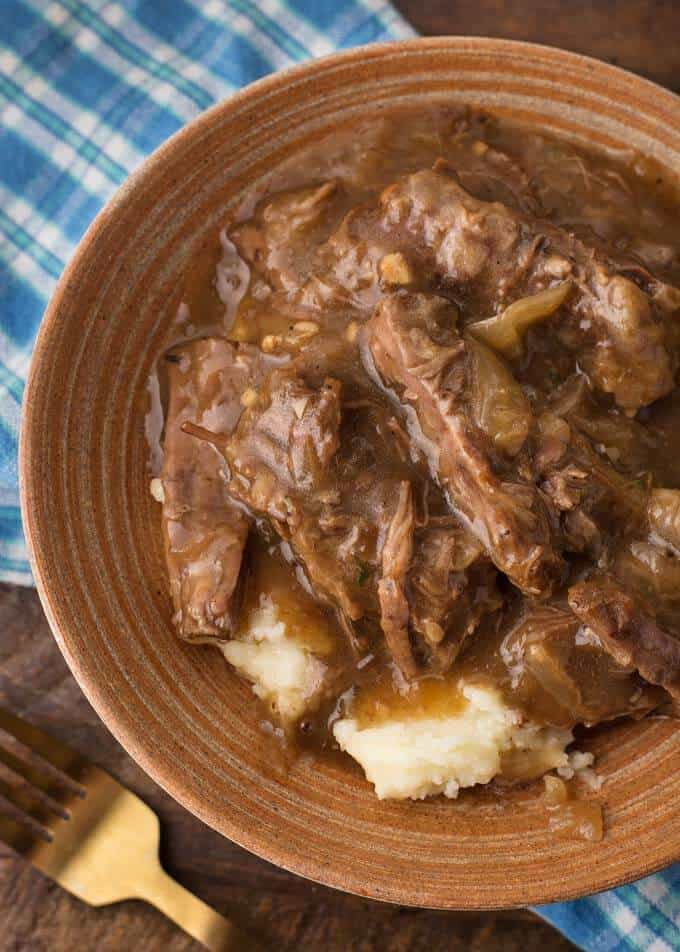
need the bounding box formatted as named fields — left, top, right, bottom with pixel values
left=223, top=600, right=577, bottom=800
left=333, top=682, right=573, bottom=800
left=222, top=596, right=327, bottom=722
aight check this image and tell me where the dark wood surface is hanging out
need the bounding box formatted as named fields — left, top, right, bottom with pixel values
left=3, top=4, right=678, bottom=949
left=397, top=0, right=680, bottom=93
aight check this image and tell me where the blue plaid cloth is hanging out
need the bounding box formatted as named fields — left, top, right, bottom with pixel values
left=2, top=4, right=678, bottom=949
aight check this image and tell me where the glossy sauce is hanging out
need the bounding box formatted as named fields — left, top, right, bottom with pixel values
left=152, top=106, right=680, bottom=771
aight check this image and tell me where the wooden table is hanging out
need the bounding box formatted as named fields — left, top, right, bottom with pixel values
left=398, top=0, right=680, bottom=93
left=3, top=4, right=678, bottom=949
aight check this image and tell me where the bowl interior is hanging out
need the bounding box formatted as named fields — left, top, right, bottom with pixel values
left=21, top=38, right=680, bottom=908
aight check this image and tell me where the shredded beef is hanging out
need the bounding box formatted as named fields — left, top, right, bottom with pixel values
left=365, top=291, right=565, bottom=596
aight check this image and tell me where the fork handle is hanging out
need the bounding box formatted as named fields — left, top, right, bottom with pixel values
left=136, top=866, right=260, bottom=951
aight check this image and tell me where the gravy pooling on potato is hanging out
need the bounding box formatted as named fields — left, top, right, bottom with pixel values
left=151, top=107, right=680, bottom=777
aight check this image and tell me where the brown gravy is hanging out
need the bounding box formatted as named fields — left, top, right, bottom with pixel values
left=151, top=106, right=680, bottom=779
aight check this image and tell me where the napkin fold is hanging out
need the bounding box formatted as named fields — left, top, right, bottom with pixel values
left=2, top=4, right=677, bottom=949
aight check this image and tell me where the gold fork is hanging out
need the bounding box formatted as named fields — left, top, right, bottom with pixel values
left=0, top=706, right=261, bottom=950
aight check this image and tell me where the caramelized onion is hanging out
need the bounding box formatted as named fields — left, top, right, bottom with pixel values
left=648, top=488, right=680, bottom=551
left=468, top=281, right=572, bottom=359
left=467, top=337, right=532, bottom=456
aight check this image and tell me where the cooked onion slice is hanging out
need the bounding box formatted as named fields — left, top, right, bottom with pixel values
left=468, top=281, right=572, bottom=359
left=467, top=337, right=532, bottom=457
left=648, top=488, right=680, bottom=552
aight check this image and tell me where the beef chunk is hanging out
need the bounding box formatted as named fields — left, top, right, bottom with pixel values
left=161, top=339, right=265, bottom=641
left=548, top=374, right=658, bottom=473
left=225, top=369, right=342, bottom=501
left=218, top=369, right=363, bottom=622
left=390, top=168, right=677, bottom=412
left=212, top=369, right=385, bottom=636
left=501, top=603, right=663, bottom=726
left=568, top=576, right=680, bottom=699
left=534, top=416, right=648, bottom=554
left=455, top=143, right=540, bottom=216
left=407, top=518, right=500, bottom=669
left=316, top=168, right=678, bottom=412
left=232, top=180, right=343, bottom=292
left=532, top=377, right=652, bottom=553
left=365, top=291, right=564, bottom=596
left=376, top=488, right=499, bottom=678
left=378, top=481, right=418, bottom=678
left=199, top=366, right=498, bottom=674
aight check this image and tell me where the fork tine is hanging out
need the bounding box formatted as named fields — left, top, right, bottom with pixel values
left=0, top=811, right=47, bottom=855
left=0, top=773, right=68, bottom=825
left=0, top=707, right=89, bottom=785
left=0, top=745, right=79, bottom=807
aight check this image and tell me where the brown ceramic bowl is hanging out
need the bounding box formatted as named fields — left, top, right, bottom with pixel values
left=20, top=38, right=680, bottom=908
